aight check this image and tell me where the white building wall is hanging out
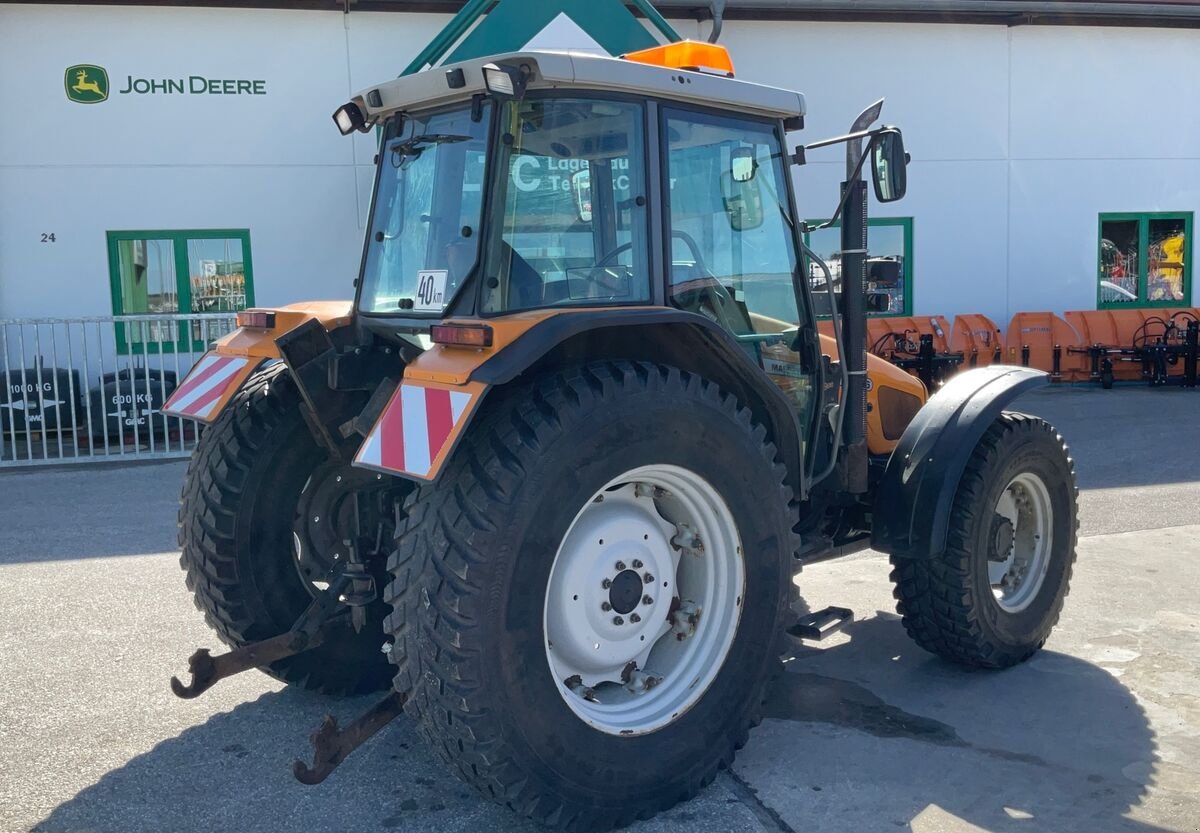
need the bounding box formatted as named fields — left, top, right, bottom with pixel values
left=0, top=4, right=450, bottom=318
left=1006, top=26, right=1200, bottom=314
left=1, top=3, right=1198, bottom=325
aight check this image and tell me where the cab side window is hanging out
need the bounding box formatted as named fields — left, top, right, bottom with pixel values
left=663, top=109, right=803, bottom=335
left=481, top=99, right=650, bottom=312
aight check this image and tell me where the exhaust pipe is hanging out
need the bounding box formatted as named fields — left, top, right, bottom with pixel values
left=838, top=101, right=883, bottom=494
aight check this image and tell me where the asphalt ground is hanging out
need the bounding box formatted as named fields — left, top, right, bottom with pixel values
left=1, top=386, right=1198, bottom=833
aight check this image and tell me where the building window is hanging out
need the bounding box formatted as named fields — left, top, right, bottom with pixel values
left=1098, top=212, right=1191, bottom=308
left=803, top=217, right=913, bottom=317
left=106, top=229, right=254, bottom=352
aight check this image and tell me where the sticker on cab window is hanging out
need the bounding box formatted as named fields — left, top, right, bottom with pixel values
left=414, top=269, right=449, bottom=312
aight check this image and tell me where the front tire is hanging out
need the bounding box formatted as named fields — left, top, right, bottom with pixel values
left=890, top=412, right=1078, bottom=668
left=387, top=362, right=796, bottom=831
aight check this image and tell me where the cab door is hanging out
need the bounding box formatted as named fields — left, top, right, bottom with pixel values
left=660, top=106, right=818, bottom=450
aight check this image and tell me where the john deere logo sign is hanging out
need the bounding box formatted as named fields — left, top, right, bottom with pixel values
left=64, top=64, right=267, bottom=103
left=65, top=64, right=109, bottom=104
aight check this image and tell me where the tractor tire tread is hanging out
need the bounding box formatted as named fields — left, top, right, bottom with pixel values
left=384, top=360, right=797, bottom=832
left=178, top=361, right=385, bottom=695
left=889, top=412, right=1078, bottom=668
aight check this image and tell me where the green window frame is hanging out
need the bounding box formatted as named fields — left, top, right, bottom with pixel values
left=1097, top=212, right=1192, bottom=309
left=106, top=229, right=255, bottom=353
left=802, top=217, right=914, bottom=318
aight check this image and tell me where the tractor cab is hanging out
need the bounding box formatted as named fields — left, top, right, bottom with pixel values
left=345, top=45, right=809, bottom=325
left=334, top=44, right=915, bottom=490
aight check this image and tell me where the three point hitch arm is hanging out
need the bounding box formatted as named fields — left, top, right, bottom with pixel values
left=169, top=492, right=408, bottom=785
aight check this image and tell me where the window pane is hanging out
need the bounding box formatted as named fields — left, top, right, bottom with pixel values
left=114, top=237, right=178, bottom=348
left=664, top=110, right=800, bottom=333
left=187, top=238, right=247, bottom=312
left=807, top=222, right=910, bottom=316
left=1148, top=217, right=1187, bottom=303
left=1099, top=219, right=1139, bottom=304
left=360, top=104, right=491, bottom=314
left=806, top=226, right=840, bottom=317
left=866, top=225, right=906, bottom=315
left=664, top=109, right=814, bottom=434
left=116, top=238, right=178, bottom=314
left=482, top=99, right=648, bottom=312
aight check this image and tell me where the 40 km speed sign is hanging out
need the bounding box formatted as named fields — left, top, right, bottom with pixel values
left=414, top=269, right=449, bottom=312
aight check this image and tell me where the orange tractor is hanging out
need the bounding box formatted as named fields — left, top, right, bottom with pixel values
left=165, top=40, right=1077, bottom=830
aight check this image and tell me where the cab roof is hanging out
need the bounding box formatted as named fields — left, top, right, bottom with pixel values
left=351, top=48, right=806, bottom=126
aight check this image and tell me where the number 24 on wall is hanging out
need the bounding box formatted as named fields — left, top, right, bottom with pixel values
left=40, top=233, right=57, bottom=243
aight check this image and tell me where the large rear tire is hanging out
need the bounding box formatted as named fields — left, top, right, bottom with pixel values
left=178, top=362, right=403, bottom=695
left=890, top=412, right=1078, bottom=668
left=386, top=362, right=796, bottom=831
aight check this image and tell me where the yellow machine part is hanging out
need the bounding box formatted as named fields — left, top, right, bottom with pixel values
left=212, top=301, right=355, bottom=359
left=819, top=333, right=927, bottom=456
left=205, top=302, right=924, bottom=471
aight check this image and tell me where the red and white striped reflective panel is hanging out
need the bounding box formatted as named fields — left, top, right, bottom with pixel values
left=354, top=383, right=475, bottom=480
left=163, top=354, right=253, bottom=420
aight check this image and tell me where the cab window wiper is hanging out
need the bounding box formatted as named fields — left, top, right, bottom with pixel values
left=390, top=133, right=472, bottom=156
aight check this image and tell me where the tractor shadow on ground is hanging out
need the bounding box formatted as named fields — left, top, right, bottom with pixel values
left=30, top=687, right=543, bottom=833
left=32, top=615, right=1168, bottom=833
left=750, top=612, right=1169, bottom=833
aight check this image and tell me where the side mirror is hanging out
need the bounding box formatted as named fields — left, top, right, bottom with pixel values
left=721, top=170, right=764, bottom=231
left=571, top=168, right=593, bottom=223
left=871, top=128, right=907, bottom=203
left=730, top=147, right=756, bottom=182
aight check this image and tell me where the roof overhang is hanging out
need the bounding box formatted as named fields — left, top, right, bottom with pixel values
left=351, top=49, right=806, bottom=126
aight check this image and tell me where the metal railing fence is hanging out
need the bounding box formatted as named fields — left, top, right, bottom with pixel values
left=1, top=314, right=236, bottom=467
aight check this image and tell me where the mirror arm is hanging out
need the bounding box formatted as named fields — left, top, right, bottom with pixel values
left=793, top=124, right=896, bottom=169
left=804, top=135, right=878, bottom=231
left=802, top=127, right=879, bottom=152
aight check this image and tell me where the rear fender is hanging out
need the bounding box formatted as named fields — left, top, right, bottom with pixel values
left=870, top=366, right=1049, bottom=559
left=351, top=308, right=807, bottom=491
left=162, top=302, right=353, bottom=423
left=351, top=308, right=568, bottom=483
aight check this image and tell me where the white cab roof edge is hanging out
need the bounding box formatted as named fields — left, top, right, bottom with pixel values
left=353, top=50, right=805, bottom=125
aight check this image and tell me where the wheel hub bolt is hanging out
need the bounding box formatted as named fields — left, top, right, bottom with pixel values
left=615, top=561, right=626, bottom=571
left=643, top=573, right=654, bottom=584
left=602, top=578, right=612, bottom=589
left=601, top=601, right=612, bottom=611
left=642, top=595, right=653, bottom=605
left=630, top=613, right=641, bottom=623
left=613, top=616, right=624, bottom=626
left=632, top=559, right=643, bottom=569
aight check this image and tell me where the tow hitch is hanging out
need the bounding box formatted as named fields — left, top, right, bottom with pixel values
left=171, top=483, right=409, bottom=784
left=292, top=689, right=408, bottom=784
left=171, top=572, right=352, bottom=699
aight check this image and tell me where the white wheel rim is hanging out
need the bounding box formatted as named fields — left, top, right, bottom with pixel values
left=989, top=472, right=1053, bottom=613
left=543, top=465, right=745, bottom=736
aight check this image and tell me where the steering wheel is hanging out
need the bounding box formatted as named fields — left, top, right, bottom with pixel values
left=594, top=230, right=710, bottom=275
left=574, top=233, right=707, bottom=300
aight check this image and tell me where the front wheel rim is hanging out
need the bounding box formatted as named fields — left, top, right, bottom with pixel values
left=988, top=471, right=1054, bottom=613
left=543, top=465, right=745, bottom=736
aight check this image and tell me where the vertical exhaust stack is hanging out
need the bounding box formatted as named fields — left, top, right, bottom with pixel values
left=707, top=0, right=726, bottom=43
left=839, top=100, right=883, bottom=494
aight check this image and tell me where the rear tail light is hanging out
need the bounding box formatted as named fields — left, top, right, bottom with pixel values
left=431, top=323, right=493, bottom=348
left=236, top=310, right=277, bottom=329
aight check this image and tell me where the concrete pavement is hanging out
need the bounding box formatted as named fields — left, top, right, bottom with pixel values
left=1, top=387, right=1198, bottom=833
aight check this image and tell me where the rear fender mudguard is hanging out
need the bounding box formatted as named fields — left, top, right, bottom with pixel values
left=162, top=302, right=353, bottom=423
left=352, top=308, right=807, bottom=490
left=161, top=353, right=267, bottom=421
left=870, top=365, right=1049, bottom=559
